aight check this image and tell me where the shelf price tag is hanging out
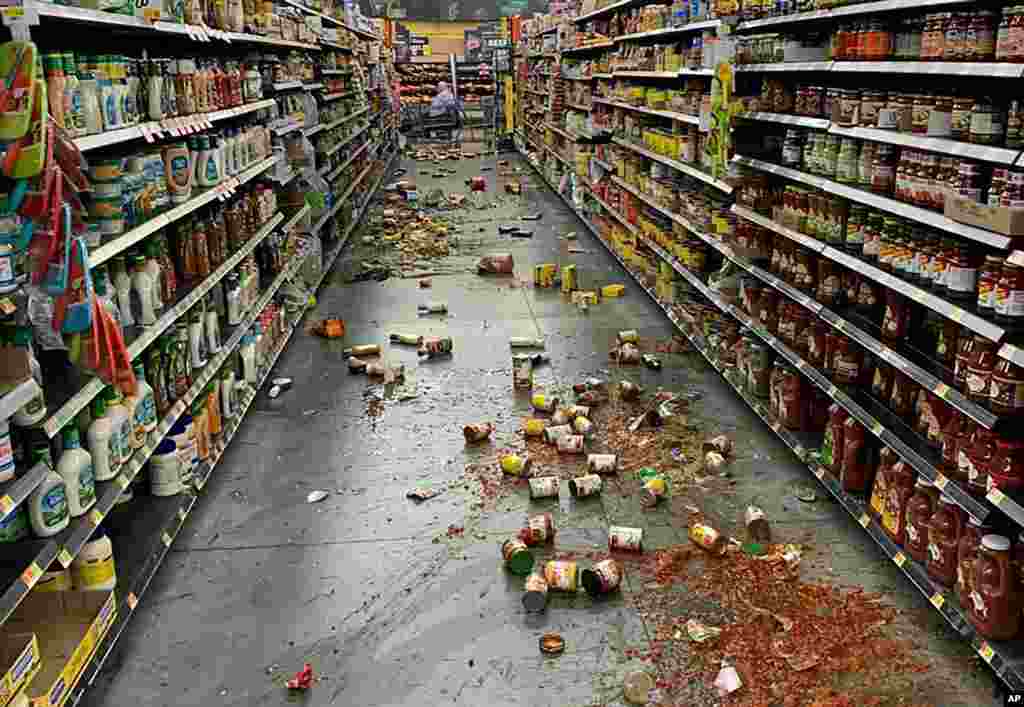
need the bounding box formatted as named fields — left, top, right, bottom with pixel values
left=934, top=383, right=950, bottom=400
left=978, top=641, right=995, bottom=663
left=127, top=592, right=139, bottom=610
left=89, top=508, right=103, bottom=526
left=858, top=513, right=870, bottom=527
left=0, top=495, right=13, bottom=515
left=177, top=506, right=187, bottom=522
left=930, top=592, right=945, bottom=610
left=161, top=531, right=173, bottom=547
left=986, top=487, right=1007, bottom=506
left=57, top=547, right=73, bottom=567
left=20, top=561, right=41, bottom=588
left=893, top=552, right=906, bottom=568
left=871, top=421, right=884, bottom=438
left=116, top=474, right=131, bottom=490
left=933, top=474, right=949, bottom=491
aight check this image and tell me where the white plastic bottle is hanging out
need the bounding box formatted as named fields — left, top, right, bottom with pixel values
left=205, top=298, right=221, bottom=355
left=133, top=360, right=157, bottom=439
left=57, top=425, right=96, bottom=517
left=104, top=386, right=133, bottom=467
left=220, top=367, right=234, bottom=420
left=112, top=256, right=135, bottom=327
left=239, top=332, right=257, bottom=384
left=28, top=468, right=69, bottom=537
left=87, top=396, right=119, bottom=482
left=13, top=334, right=46, bottom=427
left=72, top=527, right=117, bottom=591
left=143, top=241, right=163, bottom=312
left=131, top=254, right=156, bottom=326
left=149, top=439, right=181, bottom=496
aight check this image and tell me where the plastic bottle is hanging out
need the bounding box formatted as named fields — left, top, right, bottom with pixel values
left=205, top=295, right=221, bottom=354
left=0, top=420, right=13, bottom=483
left=63, top=53, right=85, bottom=137
left=133, top=360, right=158, bottom=440
left=225, top=273, right=242, bottom=325
left=220, top=367, right=235, bottom=419
left=149, top=439, right=181, bottom=496
left=99, top=55, right=120, bottom=130
left=79, top=64, right=103, bottom=135
left=164, top=58, right=178, bottom=117
left=189, top=308, right=207, bottom=369
left=12, top=331, right=46, bottom=427
left=147, top=59, right=164, bottom=121
left=0, top=506, right=29, bottom=543
left=125, top=58, right=140, bottom=125
left=143, top=240, right=163, bottom=312
left=104, top=386, right=133, bottom=467
left=28, top=466, right=68, bottom=537
left=112, top=56, right=128, bottom=130
left=87, top=396, right=119, bottom=482
left=72, top=527, right=117, bottom=591
left=43, top=54, right=66, bottom=129
left=200, top=135, right=222, bottom=187
left=167, top=414, right=196, bottom=485
left=163, top=141, right=192, bottom=205
left=93, top=266, right=121, bottom=326
left=36, top=562, right=72, bottom=591
left=112, top=256, right=135, bottom=327
left=131, top=255, right=157, bottom=326
left=240, top=331, right=257, bottom=383
left=57, top=425, right=96, bottom=517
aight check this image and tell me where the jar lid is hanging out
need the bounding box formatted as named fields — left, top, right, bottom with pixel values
left=981, top=534, right=1011, bottom=552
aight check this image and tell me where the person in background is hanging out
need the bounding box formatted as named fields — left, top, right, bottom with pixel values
left=429, top=81, right=458, bottom=117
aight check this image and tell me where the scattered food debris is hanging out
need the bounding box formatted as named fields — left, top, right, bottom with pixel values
left=286, top=664, right=314, bottom=690
left=307, top=490, right=329, bottom=503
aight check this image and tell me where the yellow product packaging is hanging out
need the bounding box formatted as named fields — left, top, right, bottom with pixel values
left=601, top=284, right=625, bottom=298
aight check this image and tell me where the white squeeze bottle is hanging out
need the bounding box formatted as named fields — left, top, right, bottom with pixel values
left=121, top=374, right=142, bottom=453
left=112, top=256, right=134, bottom=327
left=104, top=386, right=133, bottom=467
left=28, top=465, right=68, bottom=538
left=87, top=396, right=120, bottom=482
left=133, top=360, right=157, bottom=439
left=72, top=526, right=117, bottom=591
left=144, top=240, right=163, bottom=312
left=131, top=254, right=156, bottom=326
left=57, top=425, right=96, bottom=517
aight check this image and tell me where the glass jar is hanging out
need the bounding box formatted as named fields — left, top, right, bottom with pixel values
left=871, top=145, right=897, bottom=195
left=970, top=97, right=1005, bottom=146
left=996, top=7, right=1014, bottom=62
left=977, top=255, right=1003, bottom=314
left=1007, top=100, right=1024, bottom=150
left=912, top=94, right=935, bottom=135
left=844, top=204, right=867, bottom=254
left=835, top=138, right=860, bottom=184
left=990, top=358, right=1024, bottom=415
left=858, top=141, right=876, bottom=189
left=860, top=90, right=886, bottom=127
left=922, top=13, right=950, bottom=61
left=995, top=261, right=1024, bottom=328
left=837, top=89, right=860, bottom=127
left=928, top=94, right=954, bottom=138
left=944, top=12, right=969, bottom=61
left=968, top=11, right=998, bottom=61
left=951, top=95, right=974, bottom=141
left=958, top=160, right=986, bottom=204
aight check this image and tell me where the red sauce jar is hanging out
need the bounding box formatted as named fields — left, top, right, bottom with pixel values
left=758, top=289, right=779, bottom=335
left=927, top=494, right=964, bottom=587
left=834, top=337, right=863, bottom=386
left=776, top=302, right=797, bottom=348
left=816, top=259, right=842, bottom=307
left=871, top=360, right=894, bottom=402
left=988, top=438, right=1024, bottom=493
left=881, top=290, right=909, bottom=342
left=840, top=418, right=871, bottom=492
left=970, top=534, right=1020, bottom=640
left=882, top=460, right=917, bottom=545
left=870, top=447, right=897, bottom=521
left=964, top=425, right=996, bottom=497
left=905, top=479, right=939, bottom=564
left=941, top=410, right=969, bottom=482
left=821, top=403, right=849, bottom=474
left=965, top=336, right=997, bottom=404
left=889, top=370, right=916, bottom=418
left=957, top=516, right=994, bottom=607
left=990, top=357, right=1024, bottom=415
left=804, top=321, right=828, bottom=369
left=779, top=366, right=804, bottom=431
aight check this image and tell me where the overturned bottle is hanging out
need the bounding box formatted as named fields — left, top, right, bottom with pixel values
left=343, top=344, right=381, bottom=357
left=513, top=354, right=533, bottom=389
left=390, top=333, right=423, bottom=345
left=348, top=357, right=369, bottom=373
left=745, top=506, right=771, bottom=543
left=638, top=468, right=667, bottom=507
left=618, top=380, right=643, bottom=401
left=418, top=336, right=453, bottom=358
left=611, top=343, right=641, bottom=364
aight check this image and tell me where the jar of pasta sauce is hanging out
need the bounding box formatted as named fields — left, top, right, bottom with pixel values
left=990, top=357, right=1024, bottom=415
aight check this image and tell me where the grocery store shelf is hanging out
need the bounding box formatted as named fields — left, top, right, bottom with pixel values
left=272, top=80, right=304, bottom=91
left=735, top=60, right=1024, bottom=77
left=0, top=378, right=41, bottom=423
left=610, top=175, right=702, bottom=235
left=90, top=154, right=279, bottom=268
left=732, top=155, right=1013, bottom=249
left=564, top=75, right=597, bottom=81
left=593, top=97, right=699, bottom=124
left=730, top=206, right=1006, bottom=343
left=592, top=157, right=615, bottom=172
left=614, top=20, right=720, bottom=42
left=341, top=22, right=380, bottom=41
left=735, top=62, right=834, bottom=72
left=321, top=68, right=350, bottom=75
left=562, top=41, right=615, bottom=54
left=592, top=72, right=614, bottom=79
left=828, top=125, right=1022, bottom=166
left=588, top=191, right=638, bottom=235
left=326, top=139, right=370, bottom=181
left=567, top=102, right=592, bottom=112
left=304, top=82, right=324, bottom=90
left=74, top=99, right=276, bottom=152
left=280, top=203, right=311, bottom=235
left=611, top=70, right=681, bottom=79
left=613, top=136, right=733, bottom=193
left=310, top=158, right=376, bottom=233
left=323, top=121, right=371, bottom=159
left=738, top=111, right=830, bottom=130
left=735, top=0, right=970, bottom=30
left=574, top=0, right=652, bottom=23
left=281, top=0, right=341, bottom=26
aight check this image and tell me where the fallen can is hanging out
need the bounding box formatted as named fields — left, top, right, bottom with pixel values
left=501, top=538, right=535, bottom=575
left=523, top=512, right=555, bottom=545
left=417, top=302, right=448, bottom=314
left=641, top=354, right=662, bottom=370
left=566, top=405, right=590, bottom=419
left=568, top=474, right=602, bottom=497
left=640, top=476, right=667, bottom=507
left=463, top=422, right=495, bottom=443
left=588, top=454, right=618, bottom=474
left=572, top=416, right=594, bottom=437
left=704, top=451, right=727, bottom=472
left=348, top=357, right=368, bottom=373
left=529, top=476, right=560, bottom=499
left=533, top=263, right=558, bottom=288
left=510, top=337, right=545, bottom=348
left=343, top=344, right=380, bottom=357
left=522, top=572, right=549, bottom=612
left=581, top=559, right=623, bottom=596
left=543, top=560, right=578, bottom=592
left=690, top=523, right=727, bottom=555
left=704, top=434, right=733, bottom=455
left=543, top=424, right=573, bottom=445
left=550, top=408, right=572, bottom=427
left=608, top=526, right=644, bottom=552
left=418, top=336, right=453, bottom=358
left=561, top=264, right=577, bottom=293
left=618, top=330, right=639, bottom=344
left=366, top=362, right=403, bottom=378
left=500, top=453, right=532, bottom=476
left=618, top=381, right=642, bottom=400
left=512, top=354, right=533, bottom=389
left=556, top=434, right=585, bottom=454
left=539, top=633, right=565, bottom=654
left=523, top=418, right=547, bottom=437
left=389, top=333, right=422, bottom=345
left=531, top=393, right=559, bottom=413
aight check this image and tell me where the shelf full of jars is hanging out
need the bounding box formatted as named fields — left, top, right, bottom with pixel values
left=0, top=14, right=394, bottom=704
left=512, top=0, right=1024, bottom=691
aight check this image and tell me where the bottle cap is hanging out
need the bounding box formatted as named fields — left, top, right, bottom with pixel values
left=981, top=534, right=1011, bottom=552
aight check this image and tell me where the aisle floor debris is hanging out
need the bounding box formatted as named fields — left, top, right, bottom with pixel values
left=82, top=151, right=999, bottom=707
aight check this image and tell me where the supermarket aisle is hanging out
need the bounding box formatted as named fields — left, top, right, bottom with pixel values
left=81, top=153, right=996, bottom=707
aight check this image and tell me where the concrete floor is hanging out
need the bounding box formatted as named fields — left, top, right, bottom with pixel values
left=81, top=151, right=1001, bottom=707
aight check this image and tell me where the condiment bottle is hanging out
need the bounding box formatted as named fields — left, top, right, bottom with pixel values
left=57, top=425, right=96, bottom=518
left=989, top=438, right=1024, bottom=494
left=839, top=417, right=870, bottom=492
left=905, top=479, right=938, bottom=564
left=964, top=425, right=996, bottom=497
left=869, top=447, right=896, bottom=521
left=821, top=403, right=849, bottom=474
left=43, top=54, right=66, bottom=129
left=995, top=261, right=1024, bottom=331
left=131, top=254, right=157, bottom=326
left=957, top=516, right=993, bottom=607
left=965, top=335, right=997, bottom=403
left=926, top=494, right=964, bottom=587
left=970, top=534, right=1020, bottom=640
left=881, top=460, right=916, bottom=546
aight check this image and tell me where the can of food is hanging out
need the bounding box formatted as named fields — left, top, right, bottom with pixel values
left=618, top=329, right=639, bottom=344
left=608, top=526, right=644, bottom=552
left=543, top=424, right=573, bottom=445
left=544, top=560, right=578, bottom=592
left=566, top=405, right=590, bottom=419
left=419, top=336, right=453, bottom=358
left=531, top=394, right=559, bottom=413
left=561, top=264, right=577, bottom=293
left=556, top=435, right=585, bottom=454
left=550, top=408, right=572, bottom=426
left=533, top=263, right=557, bottom=288
left=524, top=512, right=555, bottom=545
left=463, top=422, right=494, bottom=443
left=588, top=454, right=618, bottom=473
left=640, top=477, right=667, bottom=507
left=581, top=558, right=623, bottom=596
left=501, top=538, right=535, bottom=575
left=522, top=572, right=549, bottom=612
left=689, top=523, right=727, bottom=555
left=524, top=418, right=547, bottom=437
left=500, top=453, right=532, bottom=476
left=513, top=354, right=533, bottom=389
left=529, top=476, right=560, bottom=499
left=348, top=357, right=368, bottom=373
left=572, top=416, right=594, bottom=437
left=619, top=381, right=642, bottom=400
left=569, top=474, right=602, bottom=497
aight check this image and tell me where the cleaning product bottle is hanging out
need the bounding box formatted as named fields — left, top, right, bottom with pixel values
left=149, top=438, right=181, bottom=496
left=12, top=330, right=46, bottom=427
left=133, top=360, right=157, bottom=440
left=121, top=369, right=142, bottom=453
left=63, top=53, right=85, bottom=137
left=131, top=254, right=157, bottom=326
left=240, top=329, right=257, bottom=383
left=57, top=425, right=96, bottom=517
left=104, top=386, right=133, bottom=468
left=28, top=466, right=69, bottom=537
left=0, top=505, right=29, bottom=543
left=189, top=307, right=207, bottom=369
left=111, top=255, right=135, bottom=327
left=225, top=272, right=242, bottom=325
left=72, top=526, right=117, bottom=591
left=220, top=366, right=234, bottom=420
left=93, top=266, right=121, bottom=326
left=125, top=57, right=140, bottom=125
left=87, top=395, right=120, bottom=482
left=35, top=562, right=72, bottom=591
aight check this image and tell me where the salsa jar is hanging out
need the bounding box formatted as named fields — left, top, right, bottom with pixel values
left=912, top=94, right=935, bottom=135
left=964, top=425, right=997, bottom=497
left=927, top=494, right=965, bottom=587
left=816, top=258, right=842, bottom=307
left=805, top=321, right=828, bottom=369
left=758, top=288, right=780, bottom=334
left=778, top=365, right=804, bottom=431
left=833, top=336, right=863, bottom=385
left=871, top=360, right=895, bottom=401
left=839, top=417, right=872, bottom=492
left=970, top=534, right=1020, bottom=641
left=906, top=479, right=939, bottom=563
left=941, top=410, right=970, bottom=481
left=977, top=255, right=1003, bottom=314
left=881, top=459, right=916, bottom=545
left=995, top=261, right=1024, bottom=329
left=860, top=90, right=887, bottom=127
left=951, top=96, right=974, bottom=141
left=970, top=97, right=1005, bottom=146
left=965, top=334, right=997, bottom=403
left=989, top=438, right=1024, bottom=493
left=967, top=11, right=998, bottom=62
left=957, top=516, right=994, bottom=607
left=881, top=289, right=909, bottom=342
left=990, top=357, right=1024, bottom=415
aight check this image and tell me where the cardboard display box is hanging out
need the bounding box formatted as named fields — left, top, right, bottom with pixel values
left=944, top=194, right=1024, bottom=237
left=4, top=591, right=116, bottom=707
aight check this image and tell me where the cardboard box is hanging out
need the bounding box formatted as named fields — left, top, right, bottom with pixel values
left=0, top=634, right=40, bottom=707
left=944, top=194, right=1024, bottom=237
left=6, top=592, right=116, bottom=707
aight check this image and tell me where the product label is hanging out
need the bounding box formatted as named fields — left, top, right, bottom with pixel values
left=881, top=488, right=903, bottom=536
left=79, top=463, right=96, bottom=508
left=169, top=154, right=190, bottom=187
left=959, top=449, right=979, bottom=482
left=41, top=485, right=69, bottom=528
left=75, top=555, right=115, bottom=588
